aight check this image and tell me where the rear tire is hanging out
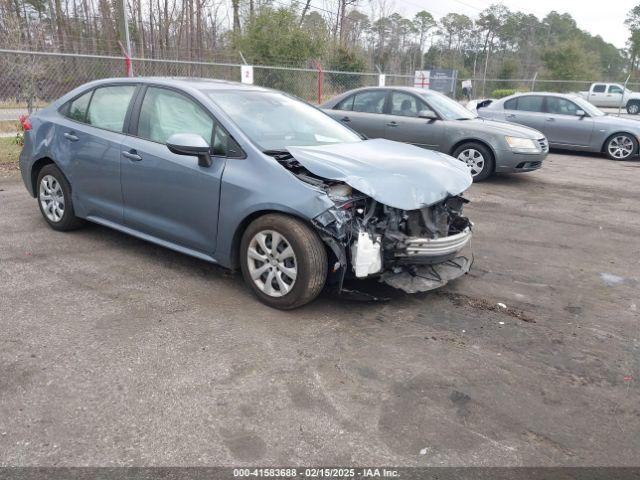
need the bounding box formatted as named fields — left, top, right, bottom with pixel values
left=626, top=101, right=640, bottom=115
left=36, top=164, right=84, bottom=231
left=453, top=142, right=495, bottom=182
left=604, top=133, right=637, bottom=160
left=240, top=214, right=327, bottom=309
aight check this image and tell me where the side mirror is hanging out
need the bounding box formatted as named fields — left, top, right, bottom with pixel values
left=167, top=133, right=212, bottom=167
left=575, top=109, right=586, bottom=117
left=418, top=110, right=438, bottom=120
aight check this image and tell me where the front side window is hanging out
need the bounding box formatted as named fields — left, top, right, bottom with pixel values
left=592, top=84, right=606, bottom=93
left=546, top=97, right=580, bottom=116
left=515, top=96, right=544, bottom=113
left=138, top=87, right=213, bottom=145
left=608, top=85, right=623, bottom=94
left=420, top=91, right=475, bottom=120
left=86, top=85, right=135, bottom=132
left=352, top=90, right=387, bottom=114
left=390, top=92, right=424, bottom=117
left=64, top=90, right=92, bottom=122
left=207, top=90, right=361, bottom=151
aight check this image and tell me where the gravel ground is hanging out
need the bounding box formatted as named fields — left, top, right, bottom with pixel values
left=0, top=151, right=638, bottom=467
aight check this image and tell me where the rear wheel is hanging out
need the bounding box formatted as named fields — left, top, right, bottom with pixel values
left=453, top=142, right=495, bottom=181
left=626, top=101, right=640, bottom=115
left=36, top=164, right=84, bottom=231
left=240, top=214, right=327, bottom=309
left=605, top=133, right=637, bottom=160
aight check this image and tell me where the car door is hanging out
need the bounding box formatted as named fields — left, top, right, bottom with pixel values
left=120, top=86, right=230, bottom=254
left=543, top=96, right=594, bottom=147
left=382, top=90, right=443, bottom=149
left=588, top=84, right=608, bottom=106
left=328, top=89, right=388, bottom=139
left=502, top=95, right=547, bottom=133
left=57, top=84, right=137, bottom=223
left=605, top=84, right=624, bottom=108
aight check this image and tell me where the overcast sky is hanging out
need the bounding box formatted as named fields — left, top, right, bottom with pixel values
left=389, top=0, right=636, bottom=49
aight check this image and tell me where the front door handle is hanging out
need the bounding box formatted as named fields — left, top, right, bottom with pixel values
left=122, top=150, right=142, bottom=161
left=386, top=121, right=398, bottom=127
left=340, top=116, right=351, bottom=122
left=546, top=117, right=555, bottom=122
left=63, top=132, right=79, bottom=141
left=506, top=114, right=516, bottom=119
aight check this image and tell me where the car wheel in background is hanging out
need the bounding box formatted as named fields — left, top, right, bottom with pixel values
left=36, top=164, right=84, bottom=231
left=626, top=102, right=640, bottom=115
left=453, top=142, right=494, bottom=181
left=605, top=134, right=637, bottom=160
left=240, top=213, right=327, bottom=309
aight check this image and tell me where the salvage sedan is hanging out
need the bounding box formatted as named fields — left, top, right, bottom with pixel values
left=322, top=87, right=549, bottom=181
left=19, top=78, right=473, bottom=309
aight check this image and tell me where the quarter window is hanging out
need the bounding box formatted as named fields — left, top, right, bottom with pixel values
left=86, top=85, right=135, bottom=132
left=352, top=90, right=387, bottom=114
left=335, top=95, right=355, bottom=111
left=65, top=91, right=92, bottom=123
left=504, top=98, right=517, bottom=110
left=138, top=87, right=213, bottom=145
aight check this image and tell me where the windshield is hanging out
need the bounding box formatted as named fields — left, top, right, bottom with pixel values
left=421, top=91, right=476, bottom=120
left=570, top=96, right=605, bottom=117
left=206, top=90, right=362, bottom=151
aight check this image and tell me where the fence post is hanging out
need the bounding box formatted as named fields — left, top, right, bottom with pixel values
left=314, top=60, right=323, bottom=105
left=118, top=41, right=132, bottom=77
left=531, top=71, right=538, bottom=91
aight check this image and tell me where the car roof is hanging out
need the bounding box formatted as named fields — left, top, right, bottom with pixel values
left=504, top=92, right=582, bottom=100
left=88, top=76, right=270, bottom=92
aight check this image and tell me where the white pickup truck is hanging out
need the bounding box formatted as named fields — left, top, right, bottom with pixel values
left=577, top=83, right=640, bottom=114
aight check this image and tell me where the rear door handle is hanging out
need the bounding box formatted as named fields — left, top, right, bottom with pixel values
left=122, top=150, right=142, bottom=161
left=546, top=117, right=555, bottom=122
left=63, top=132, right=79, bottom=141
left=340, top=116, right=351, bottom=122
left=506, top=114, right=516, bottom=119
left=386, top=121, right=398, bottom=127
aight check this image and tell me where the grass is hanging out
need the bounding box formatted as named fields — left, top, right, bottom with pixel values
left=0, top=120, right=20, bottom=134
left=0, top=137, right=22, bottom=168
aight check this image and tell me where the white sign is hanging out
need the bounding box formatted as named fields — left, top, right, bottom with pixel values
left=241, top=65, right=254, bottom=84
left=378, top=74, right=386, bottom=87
left=414, top=70, right=430, bottom=89
left=462, top=79, right=472, bottom=90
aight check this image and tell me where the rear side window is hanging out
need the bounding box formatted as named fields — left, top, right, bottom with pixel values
left=352, top=90, right=387, bottom=114
left=515, top=96, right=544, bottom=113
left=592, top=84, right=606, bottom=93
left=86, top=85, right=136, bottom=132
left=65, top=91, right=92, bottom=122
left=335, top=95, right=355, bottom=111
left=137, top=87, right=213, bottom=145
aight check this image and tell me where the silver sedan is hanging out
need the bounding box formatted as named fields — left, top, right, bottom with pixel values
left=473, top=92, right=640, bottom=160
left=322, top=87, right=548, bottom=181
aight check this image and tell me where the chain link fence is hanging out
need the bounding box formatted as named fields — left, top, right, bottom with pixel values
left=2, top=48, right=639, bottom=134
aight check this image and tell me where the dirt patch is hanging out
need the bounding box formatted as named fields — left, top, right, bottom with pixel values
left=440, top=291, right=536, bottom=323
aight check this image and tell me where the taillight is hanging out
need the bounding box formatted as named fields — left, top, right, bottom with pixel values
left=19, top=115, right=31, bottom=131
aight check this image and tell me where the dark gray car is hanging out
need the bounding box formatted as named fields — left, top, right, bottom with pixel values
left=19, top=77, right=474, bottom=309
left=322, top=87, right=549, bottom=181
left=473, top=92, right=640, bottom=160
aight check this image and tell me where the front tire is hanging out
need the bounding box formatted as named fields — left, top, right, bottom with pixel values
left=36, top=164, right=84, bottom=231
left=240, top=214, right=328, bottom=309
left=453, top=142, right=495, bottom=181
left=605, top=133, right=637, bottom=160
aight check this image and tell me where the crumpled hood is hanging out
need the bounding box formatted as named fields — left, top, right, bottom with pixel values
left=286, top=139, right=472, bottom=210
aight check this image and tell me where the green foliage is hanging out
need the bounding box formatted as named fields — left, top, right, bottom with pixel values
left=491, top=88, right=526, bottom=98
left=541, top=41, right=596, bottom=81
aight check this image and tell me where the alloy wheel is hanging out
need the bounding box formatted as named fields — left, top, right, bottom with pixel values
left=457, top=148, right=485, bottom=177
left=39, top=174, right=65, bottom=222
left=247, top=230, right=297, bottom=297
left=608, top=136, right=634, bottom=159
left=628, top=104, right=639, bottom=114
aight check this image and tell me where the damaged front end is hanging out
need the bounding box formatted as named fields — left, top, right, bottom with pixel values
left=269, top=147, right=473, bottom=294
left=314, top=184, right=473, bottom=294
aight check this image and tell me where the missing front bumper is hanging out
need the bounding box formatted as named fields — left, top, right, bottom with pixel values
left=380, top=255, right=472, bottom=293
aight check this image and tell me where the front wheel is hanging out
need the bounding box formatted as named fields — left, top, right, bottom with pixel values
left=605, top=134, right=637, bottom=160
left=240, top=214, right=328, bottom=309
left=453, top=142, right=495, bottom=181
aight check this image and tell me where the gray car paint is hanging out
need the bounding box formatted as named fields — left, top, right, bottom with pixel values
left=19, top=77, right=470, bottom=270
left=476, top=92, right=640, bottom=153
left=287, top=139, right=471, bottom=210
left=322, top=86, right=548, bottom=174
